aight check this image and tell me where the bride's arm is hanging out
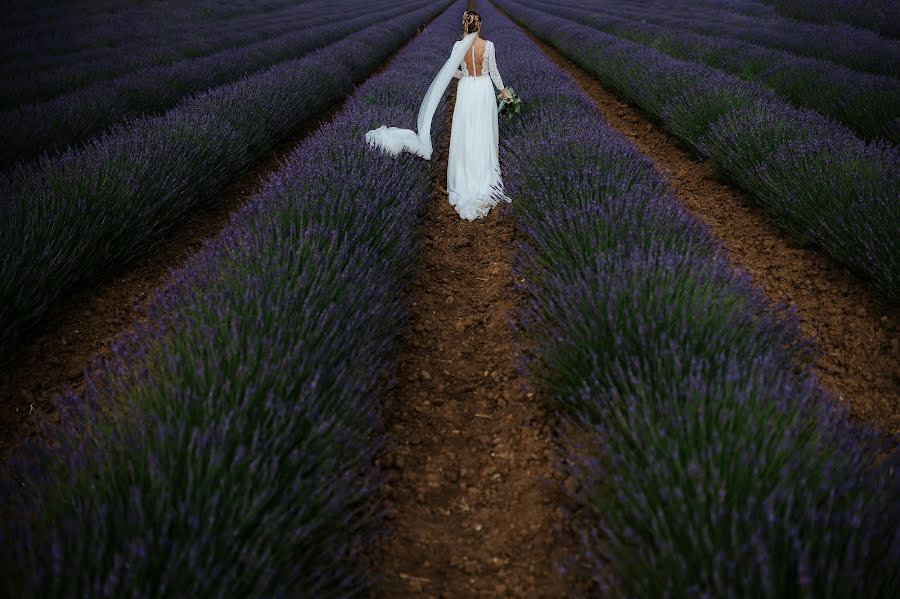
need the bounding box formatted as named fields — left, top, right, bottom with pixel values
left=488, top=42, right=511, bottom=100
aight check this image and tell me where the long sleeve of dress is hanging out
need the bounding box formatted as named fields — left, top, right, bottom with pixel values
left=486, top=41, right=505, bottom=91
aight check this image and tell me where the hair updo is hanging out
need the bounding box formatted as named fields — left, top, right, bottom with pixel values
left=461, top=10, right=481, bottom=36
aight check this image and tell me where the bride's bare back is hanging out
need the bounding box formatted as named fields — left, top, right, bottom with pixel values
left=464, top=39, right=487, bottom=76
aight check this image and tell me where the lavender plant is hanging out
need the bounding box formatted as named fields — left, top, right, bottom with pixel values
left=0, top=1, right=465, bottom=594
left=557, top=0, right=900, bottom=77
left=0, top=0, right=448, bottom=363
left=481, top=2, right=900, bottom=595
left=764, top=0, right=900, bottom=38
left=0, top=0, right=425, bottom=166
left=496, top=0, right=900, bottom=302
left=0, top=0, right=299, bottom=68
left=697, top=100, right=900, bottom=297
left=515, top=0, right=900, bottom=142
left=0, top=0, right=379, bottom=107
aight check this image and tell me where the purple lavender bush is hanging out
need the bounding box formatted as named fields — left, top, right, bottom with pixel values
left=0, top=0, right=298, bottom=69
left=0, top=0, right=333, bottom=105
left=697, top=100, right=900, bottom=299
left=497, top=0, right=900, bottom=302
left=550, top=0, right=900, bottom=77
left=516, top=0, right=900, bottom=142
left=0, top=0, right=425, bottom=166
left=765, top=0, right=900, bottom=38
left=482, top=2, right=900, bottom=595
left=0, top=1, right=464, bottom=594
left=0, top=1, right=448, bottom=364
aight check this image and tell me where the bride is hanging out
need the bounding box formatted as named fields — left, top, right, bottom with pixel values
left=365, top=10, right=513, bottom=221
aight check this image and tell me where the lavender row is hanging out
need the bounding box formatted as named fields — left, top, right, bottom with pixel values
left=479, top=3, right=900, bottom=595
left=3, top=0, right=158, bottom=24
left=0, top=2, right=448, bottom=363
left=764, top=0, right=900, bottom=38
left=545, top=0, right=900, bottom=76
left=1, top=0, right=359, bottom=101
left=1, top=0, right=279, bottom=29
left=516, top=0, right=899, bottom=142
left=498, top=0, right=900, bottom=301
left=0, top=0, right=422, bottom=167
left=0, top=0, right=298, bottom=66
left=0, top=1, right=463, bottom=594
left=571, top=0, right=899, bottom=78
left=1, top=0, right=365, bottom=106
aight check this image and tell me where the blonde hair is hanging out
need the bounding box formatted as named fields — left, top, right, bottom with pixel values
left=461, top=10, right=481, bottom=36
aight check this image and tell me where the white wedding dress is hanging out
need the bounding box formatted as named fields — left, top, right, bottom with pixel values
left=448, top=39, right=510, bottom=220
left=364, top=32, right=511, bottom=221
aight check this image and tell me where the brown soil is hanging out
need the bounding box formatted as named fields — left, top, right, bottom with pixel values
left=0, top=19, right=439, bottom=464
left=508, top=15, right=900, bottom=435
left=372, top=83, right=574, bottom=596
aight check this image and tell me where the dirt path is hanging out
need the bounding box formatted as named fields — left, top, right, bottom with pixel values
left=372, top=82, right=573, bottom=597
left=0, top=20, right=439, bottom=463
left=504, top=13, right=900, bottom=436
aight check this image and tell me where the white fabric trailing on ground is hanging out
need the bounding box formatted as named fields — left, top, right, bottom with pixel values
left=365, top=31, right=511, bottom=221
left=365, top=32, right=478, bottom=160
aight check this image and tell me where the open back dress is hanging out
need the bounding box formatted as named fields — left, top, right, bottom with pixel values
left=448, top=39, right=511, bottom=221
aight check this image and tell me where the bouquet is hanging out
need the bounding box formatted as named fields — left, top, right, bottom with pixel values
left=497, top=86, right=521, bottom=120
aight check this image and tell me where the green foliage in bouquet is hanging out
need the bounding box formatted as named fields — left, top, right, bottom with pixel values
left=497, top=85, right=522, bottom=119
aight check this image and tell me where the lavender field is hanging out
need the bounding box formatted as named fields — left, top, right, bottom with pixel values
left=1, top=0, right=897, bottom=596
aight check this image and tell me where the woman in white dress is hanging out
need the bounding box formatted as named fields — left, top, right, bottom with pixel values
left=447, top=10, right=512, bottom=221
left=364, top=10, right=513, bottom=221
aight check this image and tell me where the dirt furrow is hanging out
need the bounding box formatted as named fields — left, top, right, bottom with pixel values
left=0, top=20, right=436, bottom=463
left=372, top=83, right=572, bottom=597
left=507, top=16, right=900, bottom=435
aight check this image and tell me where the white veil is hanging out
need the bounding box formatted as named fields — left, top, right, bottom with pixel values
left=365, top=32, right=477, bottom=160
